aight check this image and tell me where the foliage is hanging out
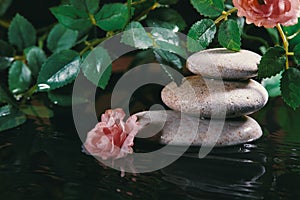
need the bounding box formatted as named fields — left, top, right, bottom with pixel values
left=0, top=0, right=300, bottom=132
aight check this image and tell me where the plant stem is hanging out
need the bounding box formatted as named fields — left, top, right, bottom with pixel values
left=276, top=24, right=294, bottom=70
left=0, top=19, right=10, bottom=29
left=214, top=7, right=237, bottom=24
left=127, top=0, right=132, bottom=25
left=79, top=37, right=108, bottom=56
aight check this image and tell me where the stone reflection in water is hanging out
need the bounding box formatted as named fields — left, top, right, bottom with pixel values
left=161, top=154, right=266, bottom=199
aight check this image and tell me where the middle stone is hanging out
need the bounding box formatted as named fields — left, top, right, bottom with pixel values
left=161, top=75, right=268, bottom=118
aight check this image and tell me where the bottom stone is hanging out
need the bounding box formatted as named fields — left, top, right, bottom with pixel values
left=134, top=110, right=262, bottom=147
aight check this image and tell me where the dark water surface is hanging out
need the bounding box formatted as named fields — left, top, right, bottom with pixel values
left=1, top=97, right=300, bottom=200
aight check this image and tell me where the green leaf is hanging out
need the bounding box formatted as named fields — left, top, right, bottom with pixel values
left=8, top=61, right=32, bottom=94
left=24, top=46, right=47, bottom=78
left=48, top=84, right=87, bottom=106
left=157, top=0, right=178, bottom=4
left=258, top=46, right=286, bottom=79
left=95, top=3, right=129, bottom=31
left=8, top=14, right=36, bottom=51
left=187, top=19, right=216, bottom=52
left=37, top=50, right=80, bottom=90
left=153, top=49, right=183, bottom=69
left=218, top=19, right=241, bottom=51
left=283, top=19, right=300, bottom=49
left=261, top=71, right=282, bottom=97
left=0, top=85, right=9, bottom=103
left=293, top=43, right=300, bottom=65
left=70, top=0, right=99, bottom=14
left=146, top=8, right=186, bottom=31
left=47, top=24, right=79, bottom=53
left=151, top=27, right=186, bottom=56
left=121, top=21, right=153, bottom=49
left=0, top=0, right=13, bottom=16
left=50, top=5, right=92, bottom=30
left=81, top=47, right=112, bottom=89
left=0, top=105, right=26, bottom=132
left=0, top=40, right=15, bottom=70
left=266, top=28, right=279, bottom=45
left=281, top=67, right=300, bottom=110
left=191, top=0, right=224, bottom=17
left=21, top=105, right=54, bottom=118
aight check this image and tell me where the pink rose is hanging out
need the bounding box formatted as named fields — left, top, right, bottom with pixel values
left=83, top=108, right=139, bottom=160
left=233, top=0, right=300, bottom=28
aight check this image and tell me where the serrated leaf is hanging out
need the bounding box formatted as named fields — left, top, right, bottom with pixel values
left=146, top=8, right=186, bottom=31
left=121, top=21, right=153, bottom=49
left=151, top=27, right=186, bottom=56
left=37, top=50, right=80, bottom=90
left=47, top=24, right=78, bottom=53
left=191, top=0, right=224, bottom=17
left=157, top=0, right=178, bottom=4
left=48, top=84, right=88, bottom=106
left=0, top=0, right=12, bottom=16
left=95, top=3, right=129, bottom=31
left=8, top=61, right=32, bottom=94
left=281, top=67, right=300, bottom=109
left=81, top=47, right=112, bottom=89
left=0, top=105, right=26, bottom=132
left=261, top=71, right=282, bottom=97
left=50, top=5, right=92, bottom=30
left=21, top=105, right=54, bottom=118
left=293, top=43, right=300, bottom=65
left=154, top=49, right=183, bottom=69
left=24, top=46, right=46, bottom=78
left=187, top=19, right=216, bottom=52
left=70, top=0, right=99, bottom=14
left=8, top=14, right=36, bottom=51
left=218, top=19, right=241, bottom=51
left=258, top=46, right=286, bottom=79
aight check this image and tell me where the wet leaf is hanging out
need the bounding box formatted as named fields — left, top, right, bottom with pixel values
left=8, top=61, right=32, bottom=94
left=24, top=46, right=47, bottom=78
left=0, top=105, right=26, bottom=132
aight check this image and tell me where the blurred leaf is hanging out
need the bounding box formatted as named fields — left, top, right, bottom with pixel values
left=0, top=0, right=12, bottom=16
left=81, top=47, right=112, bottom=89
left=157, top=0, right=178, bottom=4
left=121, top=21, right=153, bottom=49
left=8, top=61, right=32, bottom=94
left=50, top=5, right=92, bottom=30
left=47, top=24, right=79, bottom=53
left=37, top=50, right=80, bottom=90
left=218, top=19, right=241, bottom=51
left=70, top=0, right=99, bottom=14
left=0, top=85, right=9, bottom=103
left=95, top=3, right=129, bottom=31
left=191, top=0, right=224, bottom=17
left=151, top=27, right=186, bottom=56
left=187, top=19, right=216, bottom=52
left=0, top=40, right=15, bottom=70
left=293, top=43, right=300, bottom=65
left=21, top=105, right=54, bottom=118
left=24, top=46, right=47, bottom=78
left=146, top=8, right=186, bottom=31
left=48, top=84, right=87, bottom=106
left=258, top=46, right=286, bottom=79
left=8, top=14, right=36, bottom=51
left=0, top=105, right=26, bottom=132
left=281, top=67, right=300, bottom=110
left=261, top=71, right=282, bottom=97
left=283, top=19, right=300, bottom=49
left=266, top=28, right=279, bottom=45
left=0, top=57, right=14, bottom=71
left=153, top=49, right=183, bottom=69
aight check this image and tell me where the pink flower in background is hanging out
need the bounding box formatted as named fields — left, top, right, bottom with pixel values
left=233, top=0, right=300, bottom=28
left=84, top=108, right=139, bottom=160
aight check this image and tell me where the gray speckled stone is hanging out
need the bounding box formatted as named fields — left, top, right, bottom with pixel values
left=186, top=48, right=261, bottom=80
left=134, top=110, right=262, bottom=147
left=161, top=75, right=268, bottom=118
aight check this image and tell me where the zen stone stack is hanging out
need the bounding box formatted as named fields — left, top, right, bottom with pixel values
left=135, top=48, right=268, bottom=147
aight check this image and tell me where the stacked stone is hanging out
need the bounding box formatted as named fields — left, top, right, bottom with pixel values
left=136, top=48, right=268, bottom=147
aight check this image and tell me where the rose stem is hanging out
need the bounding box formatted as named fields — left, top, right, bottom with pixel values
left=276, top=24, right=294, bottom=70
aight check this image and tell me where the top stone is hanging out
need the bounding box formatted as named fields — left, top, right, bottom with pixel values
left=186, top=48, right=261, bottom=80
